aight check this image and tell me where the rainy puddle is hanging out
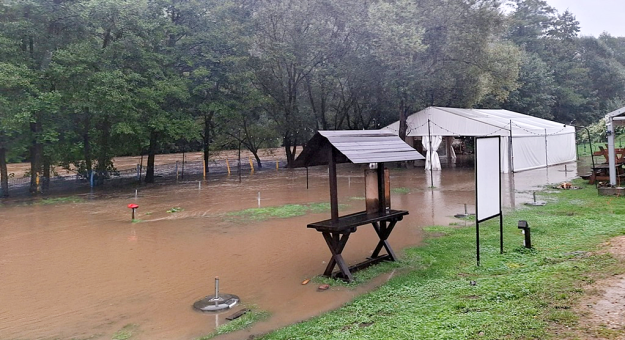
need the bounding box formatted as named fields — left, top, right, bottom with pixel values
left=0, top=161, right=581, bottom=340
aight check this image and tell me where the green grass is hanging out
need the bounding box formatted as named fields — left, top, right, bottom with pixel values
left=225, top=202, right=346, bottom=222
left=112, top=324, right=138, bottom=340
left=39, top=196, right=84, bottom=205
left=197, top=309, right=270, bottom=339
left=252, top=179, right=625, bottom=340
left=391, top=187, right=411, bottom=194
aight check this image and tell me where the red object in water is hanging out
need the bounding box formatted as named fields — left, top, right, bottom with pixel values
left=128, top=203, right=139, bottom=220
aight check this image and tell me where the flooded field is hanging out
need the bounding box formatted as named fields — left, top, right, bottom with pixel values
left=0, top=161, right=580, bottom=340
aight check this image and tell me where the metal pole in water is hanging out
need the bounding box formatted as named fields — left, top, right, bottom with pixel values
left=214, top=276, right=220, bottom=305
left=198, top=181, right=201, bottom=190
left=533, top=192, right=537, bottom=203
left=258, top=192, right=261, bottom=207
left=464, top=204, right=467, bottom=215
left=135, top=189, right=138, bottom=199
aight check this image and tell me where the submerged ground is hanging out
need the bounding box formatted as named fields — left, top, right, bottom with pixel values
left=0, top=158, right=584, bottom=339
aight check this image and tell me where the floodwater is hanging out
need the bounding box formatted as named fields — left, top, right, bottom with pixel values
left=0, top=161, right=581, bottom=340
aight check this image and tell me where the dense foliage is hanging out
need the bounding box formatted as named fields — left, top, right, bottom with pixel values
left=1, top=0, right=625, bottom=195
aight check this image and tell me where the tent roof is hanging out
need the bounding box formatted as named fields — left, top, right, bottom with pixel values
left=293, top=130, right=424, bottom=168
left=384, top=107, right=574, bottom=137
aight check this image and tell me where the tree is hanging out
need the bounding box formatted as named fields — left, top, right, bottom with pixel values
left=499, top=52, right=556, bottom=118
left=250, top=0, right=357, bottom=166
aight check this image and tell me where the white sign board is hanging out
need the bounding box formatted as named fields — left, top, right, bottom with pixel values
left=476, top=137, right=501, bottom=222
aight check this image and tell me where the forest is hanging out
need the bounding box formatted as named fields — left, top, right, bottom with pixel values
left=1, top=0, right=625, bottom=196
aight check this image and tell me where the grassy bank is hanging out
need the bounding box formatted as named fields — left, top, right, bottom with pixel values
left=247, top=180, right=625, bottom=339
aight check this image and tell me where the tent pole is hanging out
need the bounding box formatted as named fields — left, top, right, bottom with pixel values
left=509, top=120, right=514, bottom=173
left=545, top=129, right=549, bottom=167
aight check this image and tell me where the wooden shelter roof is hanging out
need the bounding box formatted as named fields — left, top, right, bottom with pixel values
left=293, top=130, right=424, bottom=168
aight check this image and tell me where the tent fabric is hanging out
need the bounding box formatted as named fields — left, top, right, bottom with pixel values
left=449, top=138, right=457, bottom=161
left=384, top=106, right=576, bottom=172
left=422, top=135, right=442, bottom=170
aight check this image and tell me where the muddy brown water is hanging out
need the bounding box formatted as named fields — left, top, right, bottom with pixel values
left=0, top=161, right=581, bottom=340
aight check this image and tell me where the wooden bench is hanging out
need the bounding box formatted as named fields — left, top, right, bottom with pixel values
left=307, top=209, right=408, bottom=282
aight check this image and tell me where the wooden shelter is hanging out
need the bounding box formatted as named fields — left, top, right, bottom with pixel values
left=294, top=130, right=424, bottom=281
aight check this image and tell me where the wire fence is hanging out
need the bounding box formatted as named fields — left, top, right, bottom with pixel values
left=1, top=157, right=287, bottom=198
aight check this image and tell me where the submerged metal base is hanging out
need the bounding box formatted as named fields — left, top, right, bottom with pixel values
left=454, top=213, right=475, bottom=218
left=193, top=294, right=240, bottom=313
left=524, top=201, right=546, bottom=206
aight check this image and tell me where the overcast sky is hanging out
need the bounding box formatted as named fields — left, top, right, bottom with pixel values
left=543, top=0, right=625, bottom=37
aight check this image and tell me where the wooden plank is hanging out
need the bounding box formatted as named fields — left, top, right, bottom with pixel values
left=307, top=209, right=408, bottom=232
left=331, top=255, right=391, bottom=280
left=226, top=309, right=250, bottom=321
left=347, top=153, right=423, bottom=163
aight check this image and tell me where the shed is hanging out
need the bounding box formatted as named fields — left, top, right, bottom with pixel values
left=293, top=130, right=424, bottom=281
left=604, top=106, right=625, bottom=185
left=293, top=129, right=425, bottom=219
left=384, top=106, right=577, bottom=173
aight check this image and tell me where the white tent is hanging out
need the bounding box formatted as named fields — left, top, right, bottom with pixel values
left=384, top=107, right=577, bottom=173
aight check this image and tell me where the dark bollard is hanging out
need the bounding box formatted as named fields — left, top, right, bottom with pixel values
left=518, top=220, right=531, bottom=248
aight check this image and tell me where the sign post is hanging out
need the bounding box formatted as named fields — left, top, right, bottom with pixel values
left=475, top=136, right=503, bottom=266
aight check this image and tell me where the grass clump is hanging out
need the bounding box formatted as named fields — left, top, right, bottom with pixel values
left=226, top=202, right=345, bottom=222
left=391, top=187, right=411, bottom=194
left=256, top=179, right=625, bottom=339
left=197, top=309, right=270, bottom=339
left=39, top=196, right=83, bottom=205
left=111, top=324, right=138, bottom=340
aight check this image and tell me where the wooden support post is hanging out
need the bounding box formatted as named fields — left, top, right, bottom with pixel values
left=329, top=146, right=339, bottom=222
left=377, top=162, right=386, bottom=213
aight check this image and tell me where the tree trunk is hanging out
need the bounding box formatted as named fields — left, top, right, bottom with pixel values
left=29, top=121, right=42, bottom=195
left=398, top=98, right=408, bottom=141
left=144, top=131, right=157, bottom=183
left=82, top=110, right=92, bottom=175
left=96, top=119, right=111, bottom=173
left=0, top=146, right=9, bottom=197
left=43, top=155, right=50, bottom=192
left=252, top=152, right=263, bottom=169
left=284, top=134, right=296, bottom=168
left=203, top=114, right=211, bottom=174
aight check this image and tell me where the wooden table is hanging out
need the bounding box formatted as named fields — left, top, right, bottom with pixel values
left=307, top=209, right=408, bottom=282
left=589, top=163, right=625, bottom=184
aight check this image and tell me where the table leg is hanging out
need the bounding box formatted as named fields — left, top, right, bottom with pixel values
left=321, top=232, right=353, bottom=282
left=371, top=220, right=398, bottom=261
